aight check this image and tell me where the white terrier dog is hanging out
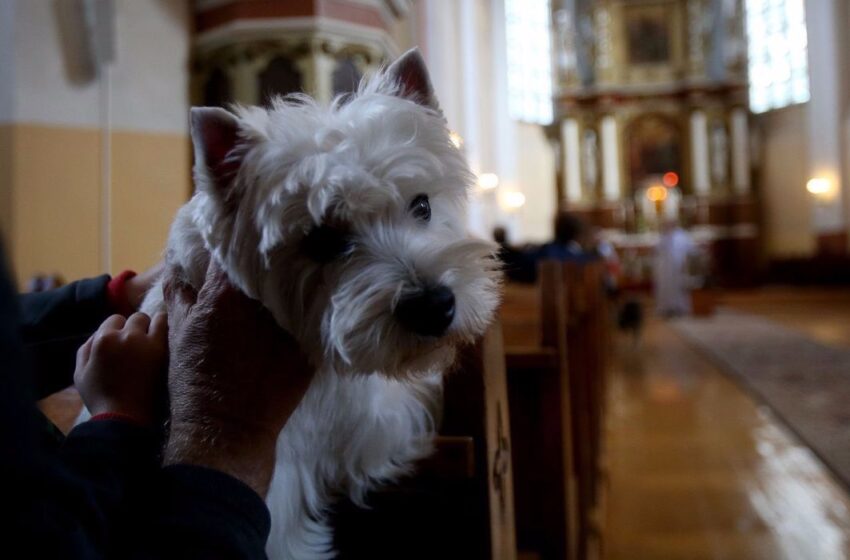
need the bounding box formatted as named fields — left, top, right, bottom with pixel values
left=141, top=48, right=500, bottom=558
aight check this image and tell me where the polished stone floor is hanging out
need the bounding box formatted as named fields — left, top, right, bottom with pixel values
left=604, top=290, right=850, bottom=560
left=722, top=287, right=850, bottom=348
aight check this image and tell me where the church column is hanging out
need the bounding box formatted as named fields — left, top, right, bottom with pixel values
left=600, top=115, right=620, bottom=201
left=311, top=45, right=336, bottom=106
left=233, top=55, right=261, bottom=105
left=562, top=119, right=582, bottom=204
left=805, top=0, right=848, bottom=254
left=690, top=110, right=710, bottom=195
left=730, top=107, right=750, bottom=194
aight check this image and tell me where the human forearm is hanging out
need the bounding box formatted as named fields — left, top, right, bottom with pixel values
left=164, top=417, right=279, bottom=498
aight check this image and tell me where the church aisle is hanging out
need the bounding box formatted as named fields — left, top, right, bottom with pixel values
left=721, top=288, right=850, bottom=349
left=603, top=316, right=850, bottom=560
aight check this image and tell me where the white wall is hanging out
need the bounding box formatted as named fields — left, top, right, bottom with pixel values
left=12, top=0, right=101, bottom=127
left=753, top=0, right=849, bottom=258
left=416, top=0, right=556, bottom=243
left=10, top=0, right=189, bottom=133
left=804, top=0, right=847, bottom=236
left=0, top=0, right=15, bottom=124
left=514, top=122, right=556, bottom=242
left=842, top=0, right=850, bottom=245
left=110, top=0, right=190, bottom=134
left=756, top=105, right=814, bottom=256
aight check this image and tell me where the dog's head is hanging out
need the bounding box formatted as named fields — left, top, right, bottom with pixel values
left=187, top=48, right=501, bottom=376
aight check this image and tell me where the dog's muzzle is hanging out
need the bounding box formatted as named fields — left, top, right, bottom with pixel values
left=394, top=285, right=456, bottom=337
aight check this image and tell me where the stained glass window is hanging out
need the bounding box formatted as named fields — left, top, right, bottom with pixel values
left=505, top=0, right=553, bottom=125
left=745, top=0, right=809, bottom=113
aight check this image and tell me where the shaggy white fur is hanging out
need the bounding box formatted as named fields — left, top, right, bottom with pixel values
left=140, top=48, right=500, bottom=559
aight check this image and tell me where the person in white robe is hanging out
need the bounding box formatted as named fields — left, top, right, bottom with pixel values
left=653, top=220, right=694, bottom=316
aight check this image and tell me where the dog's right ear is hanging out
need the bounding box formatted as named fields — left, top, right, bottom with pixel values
left=190, top=107, right=243, bottom=193
left=384, top=48, right=439, bottom=110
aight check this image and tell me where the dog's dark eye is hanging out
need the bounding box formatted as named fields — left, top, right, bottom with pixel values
left=302, top=225, right=352, bottom=263
left=410, top=194, right=431, bottom=222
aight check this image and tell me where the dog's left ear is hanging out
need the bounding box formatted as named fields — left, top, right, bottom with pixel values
left=190, top=106, right=244, bottom=193
left=385, top=48, right=439, bottom=110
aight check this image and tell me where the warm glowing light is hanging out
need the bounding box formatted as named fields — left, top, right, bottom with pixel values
left=646, top=185, right=668, bottom=203
left=662, top=172, right=679, bottom=187
left=478, top=173, right=499, bottom=191
left=806, top=177, right=830, bottom=195
left=499, top=190, right=526, bottom=210
left=449, top=131, right=463, bottom=149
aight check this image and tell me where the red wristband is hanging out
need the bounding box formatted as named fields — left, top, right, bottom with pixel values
left=90, top=411, right=150, bottom=427
left=106, top=270, right=138, bottom=317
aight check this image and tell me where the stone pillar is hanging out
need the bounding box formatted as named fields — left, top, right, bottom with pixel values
left=312, top=48, right=336, bottom=105
left=600, top=115, right=620, bottom=201
left=730, top=107, right=750, bottom=194
left=805, top=0, right=848, bottom=251
left=562, top=119, right=582, bottom=204
left=237, top=57, right=263, bottom=105
left=690, top=110, right=710, bottom=195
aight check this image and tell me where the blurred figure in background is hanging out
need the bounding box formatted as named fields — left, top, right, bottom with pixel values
left=654, top=219, right=694, bottom=317
left=538, top=212, right=590, bottom=262
left=588, top=226, right=621, bottom=296
left=494, top=226, right=536, bottom=283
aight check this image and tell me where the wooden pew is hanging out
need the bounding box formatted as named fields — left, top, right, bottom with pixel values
left=501, top=260, right=609, bottom=560
left=332, top=322, right=517, bottom=560
left=502, top=262, right=579, bottom=560
left=563, top=262, right=607, bottom=559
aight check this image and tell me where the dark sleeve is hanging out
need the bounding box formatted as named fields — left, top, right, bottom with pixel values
left=19, top=275, right=113, bottom=399
left=5, top=249, right=269, bottom=558
left=127, top=464, right=272, bottom=560
left=17, top=420, right=162, bottom=559
left=0, top=244, right=155, bottom=559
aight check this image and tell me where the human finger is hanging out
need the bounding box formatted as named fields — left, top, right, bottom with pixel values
left=125, top=311, right=152, bottom=334
left=75, top=335, right=94, bottom=372
left=99, top=314, right=127, bottom=333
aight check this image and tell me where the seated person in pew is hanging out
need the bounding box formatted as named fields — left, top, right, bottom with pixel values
left=505, top=213, right=601, bottom=283
left=537, top=212, right=597, bottom=263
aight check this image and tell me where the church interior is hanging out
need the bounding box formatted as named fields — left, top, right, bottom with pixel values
left=3, top=0, right=850, bottom=558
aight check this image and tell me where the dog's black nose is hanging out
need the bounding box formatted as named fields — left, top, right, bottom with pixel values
left=394, top=286, right=456, bottom=337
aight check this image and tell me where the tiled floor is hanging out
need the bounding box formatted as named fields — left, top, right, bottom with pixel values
left=604, top=307, right=850, bottom=560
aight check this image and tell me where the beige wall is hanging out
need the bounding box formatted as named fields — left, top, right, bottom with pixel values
left=11, top=124, right=103, bottom=284
left=0, top=125, right=12, bottom=247
left=3, top=124, right=190, bottom=286
left=756, top=105, right=815, bottom=257
left=2, top=0, right=191, bottom=286
left=110, top=131, right=190, bottom=274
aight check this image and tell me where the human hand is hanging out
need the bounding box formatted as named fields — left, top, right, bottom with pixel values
left=162, top=260, right=313, bottom=496
left=74, top=312, right=169, bottom=425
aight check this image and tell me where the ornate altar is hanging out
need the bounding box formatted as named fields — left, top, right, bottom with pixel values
left=551, top=0, right=758, bottom=287
left=191, top=0, right=410, bottom=107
